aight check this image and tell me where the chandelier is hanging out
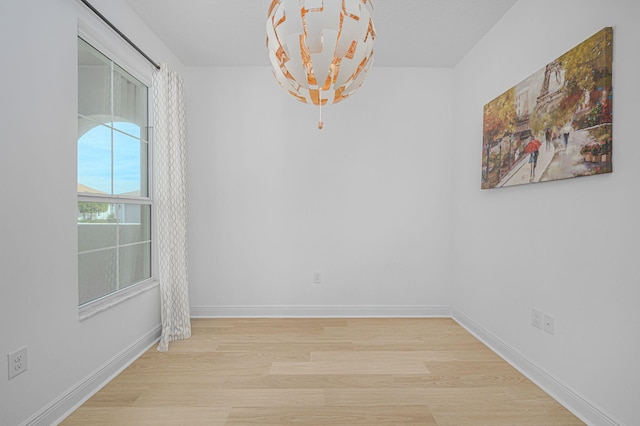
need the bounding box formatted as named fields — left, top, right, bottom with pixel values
left=266, top=0, right=376, bottom=129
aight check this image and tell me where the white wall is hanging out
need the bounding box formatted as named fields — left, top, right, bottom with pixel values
left=452, top=1, right=640, bottom=424
left=185, top=66, right=454, bottom=316
left=0, top=1, right=183, bottom=425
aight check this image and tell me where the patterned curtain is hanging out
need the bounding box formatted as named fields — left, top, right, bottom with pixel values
left=152, top=64, right=191, bottom=352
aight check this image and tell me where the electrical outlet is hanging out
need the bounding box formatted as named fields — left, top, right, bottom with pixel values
left=543, top=314, right=554, bottom=335
left=8, top=347, right=27, bottom=379
left=531, top=309, right=542, bottom=329
left=313, top=271, right=321, bottom=284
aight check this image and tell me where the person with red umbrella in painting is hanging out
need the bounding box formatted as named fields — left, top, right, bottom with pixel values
left=525, top=137, right=542, bottom=181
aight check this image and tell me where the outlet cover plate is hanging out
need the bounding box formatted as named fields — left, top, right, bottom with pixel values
left=543, top=314, right=555, bottom=334
left=531, top=309, right=542, bottom=329
left=8, top=346, right=27, bottom=379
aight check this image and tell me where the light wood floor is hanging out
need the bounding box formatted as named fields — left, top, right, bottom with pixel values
left=62, top=318, right=584, bottom=425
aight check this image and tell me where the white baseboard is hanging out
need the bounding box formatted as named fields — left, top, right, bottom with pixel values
left=452, top=308, right=621, bottom=426
left=23, top=325, right=161, bottom=426
left=190, top=304, right=453, bottom=318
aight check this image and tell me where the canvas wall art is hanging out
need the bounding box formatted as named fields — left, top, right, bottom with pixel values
left=481, top=27, right=613, bottom=189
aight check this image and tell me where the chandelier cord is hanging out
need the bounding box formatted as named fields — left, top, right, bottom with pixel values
left=318, top=90, right=323, bottom=129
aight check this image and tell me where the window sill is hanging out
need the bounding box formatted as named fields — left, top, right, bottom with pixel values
left=79, top=279, right=159, bottom=321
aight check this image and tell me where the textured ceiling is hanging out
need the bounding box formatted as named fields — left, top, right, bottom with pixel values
left=124, top=0, right=517, bottom=68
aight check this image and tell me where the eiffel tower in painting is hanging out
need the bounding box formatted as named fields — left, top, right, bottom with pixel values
left=535, top=60, right=564, bottom=113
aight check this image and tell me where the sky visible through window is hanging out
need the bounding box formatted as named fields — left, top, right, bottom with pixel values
left=78, top=121, right=144, bottom=195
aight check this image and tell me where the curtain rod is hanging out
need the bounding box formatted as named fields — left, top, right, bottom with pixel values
left=80, top=0, right=161, bottom=70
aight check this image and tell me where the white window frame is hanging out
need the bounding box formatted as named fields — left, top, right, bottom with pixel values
left=77, top=19, right=158, bottom=321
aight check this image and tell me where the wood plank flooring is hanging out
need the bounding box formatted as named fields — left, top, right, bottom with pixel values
left=61, top=318, right=584, bottom=425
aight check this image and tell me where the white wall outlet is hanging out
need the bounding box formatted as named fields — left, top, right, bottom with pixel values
left=543, top=314, right=555, bottom=335
left=8, top=346, right=27, bottom=379
left=531, top=309, right=542, bottom=329
left=313, top=271, right=321, bottom=284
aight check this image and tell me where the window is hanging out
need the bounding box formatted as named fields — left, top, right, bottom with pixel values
left=77, top=37, right=152, bottom=307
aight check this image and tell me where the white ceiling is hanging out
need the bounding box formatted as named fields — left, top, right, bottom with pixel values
left=124, top=0, right=517, bottom=68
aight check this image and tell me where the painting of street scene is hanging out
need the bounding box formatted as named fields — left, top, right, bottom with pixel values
left=481, top=27, right=613, bottom=189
